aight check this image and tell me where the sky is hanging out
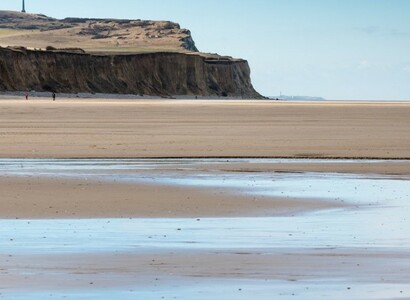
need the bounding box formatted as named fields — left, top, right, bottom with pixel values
left=1, top=0, right=410, bottom=100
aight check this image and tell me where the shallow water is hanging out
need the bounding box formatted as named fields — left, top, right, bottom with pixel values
left=1, top=159, right=410, bottom=299
left=0, top=157, right=406, bottom=174
left=4, top=281, right=410, bottom=300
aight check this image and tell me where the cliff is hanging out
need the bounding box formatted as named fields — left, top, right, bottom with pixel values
left=0, top=47, right=261, bottom=98
left=0, top=11, right=262, bottom=98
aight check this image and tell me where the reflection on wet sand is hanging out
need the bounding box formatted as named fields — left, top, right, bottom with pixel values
left=1, top=159, right=410, bottom=299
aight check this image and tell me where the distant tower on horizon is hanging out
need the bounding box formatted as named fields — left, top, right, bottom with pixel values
left=22, top=0, right=26, bottom=13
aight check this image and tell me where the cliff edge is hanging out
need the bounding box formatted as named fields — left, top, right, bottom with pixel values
left=0, top=11, right=262, bottom=98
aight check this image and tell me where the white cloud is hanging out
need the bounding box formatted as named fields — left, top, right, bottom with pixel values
left=354, top=26, right=410, bottom=37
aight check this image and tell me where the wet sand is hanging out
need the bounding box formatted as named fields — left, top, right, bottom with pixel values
left=201, top=160, right=410, bottom=175
left=0, top=98, right=409, bottom=159
left=1, top=159, right=409, bottom=219
left=0, top=159, right=410, bottom=300
left=1, top=161, right=410, bottom=299
left=0, top=175, right=340, bottom=219
left=3, top=249, right=410, bottom=295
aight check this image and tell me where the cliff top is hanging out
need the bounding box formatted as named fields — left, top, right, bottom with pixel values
left=1, top=45, right=245, bottom=64
left=0, top=10, right=198, bottom=54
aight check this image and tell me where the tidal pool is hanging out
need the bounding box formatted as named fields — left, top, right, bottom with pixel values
left=1, top=159, right=410, bottom=299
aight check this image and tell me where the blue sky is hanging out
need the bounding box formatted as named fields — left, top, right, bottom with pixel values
left=2, top=0, right=410, bottom=100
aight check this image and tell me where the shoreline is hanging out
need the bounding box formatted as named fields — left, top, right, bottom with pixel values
left=1, top=156, right=410, bottom=160
left=0, top=158, right=409, bottom=219
left=1, top=91, right=410, bottom=102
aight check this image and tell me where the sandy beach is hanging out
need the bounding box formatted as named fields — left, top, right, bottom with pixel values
left=1, top=99, right=410, bottom=299
left=0, top=98, right=409, bottom=159
left=2, top=1, right=409, bottom=298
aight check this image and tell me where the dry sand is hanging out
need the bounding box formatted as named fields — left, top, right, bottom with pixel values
left=0, top=98, right=409, bottom=159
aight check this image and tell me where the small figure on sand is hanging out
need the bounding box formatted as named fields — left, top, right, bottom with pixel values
left=52, top=92, right=56, bottom=101
left=25, top=93, right=28, bottom=100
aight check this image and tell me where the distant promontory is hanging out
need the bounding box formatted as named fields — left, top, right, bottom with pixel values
left=0, top=11, right=261, bottom=98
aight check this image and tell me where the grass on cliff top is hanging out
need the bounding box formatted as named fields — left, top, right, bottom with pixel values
left=87, top=46, right=187, bottom=55
left=0, top=28, right=236, bottom=59
left=0, top=17, right=192, bottom=54
left=0, top=28, right=38, bottom=37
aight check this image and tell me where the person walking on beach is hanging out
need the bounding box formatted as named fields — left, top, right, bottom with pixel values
left=25, top=93, right=28, bottom=100
left=52, top=92, right=56, bottom=101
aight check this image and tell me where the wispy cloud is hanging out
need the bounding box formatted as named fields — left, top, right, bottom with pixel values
left=357, top=60, right=410, bottom=73
left=355, top=26, right=380, bottom=35
left=354, top=26, right=410, bottom=37
left=358, top=60, right=371, bottom=70
left=402, top=63, right=410, bottom=73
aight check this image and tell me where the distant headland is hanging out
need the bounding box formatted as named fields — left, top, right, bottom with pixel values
left=0, top=11, right=262, bottom=98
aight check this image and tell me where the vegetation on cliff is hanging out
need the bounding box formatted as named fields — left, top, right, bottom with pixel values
left=0, top=10, right=198, bottom=53
left=0, top=11, right=261, bottom=98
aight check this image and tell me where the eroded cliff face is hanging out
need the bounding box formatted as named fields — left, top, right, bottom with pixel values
left=0, top=11, right=262, bottom=98
left=0, top=47, right=261, bottom=98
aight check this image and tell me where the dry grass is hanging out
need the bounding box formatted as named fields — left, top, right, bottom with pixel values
left=0, top=16, right=194, bottom=53
left=0, top=28, right=37, bottom=37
